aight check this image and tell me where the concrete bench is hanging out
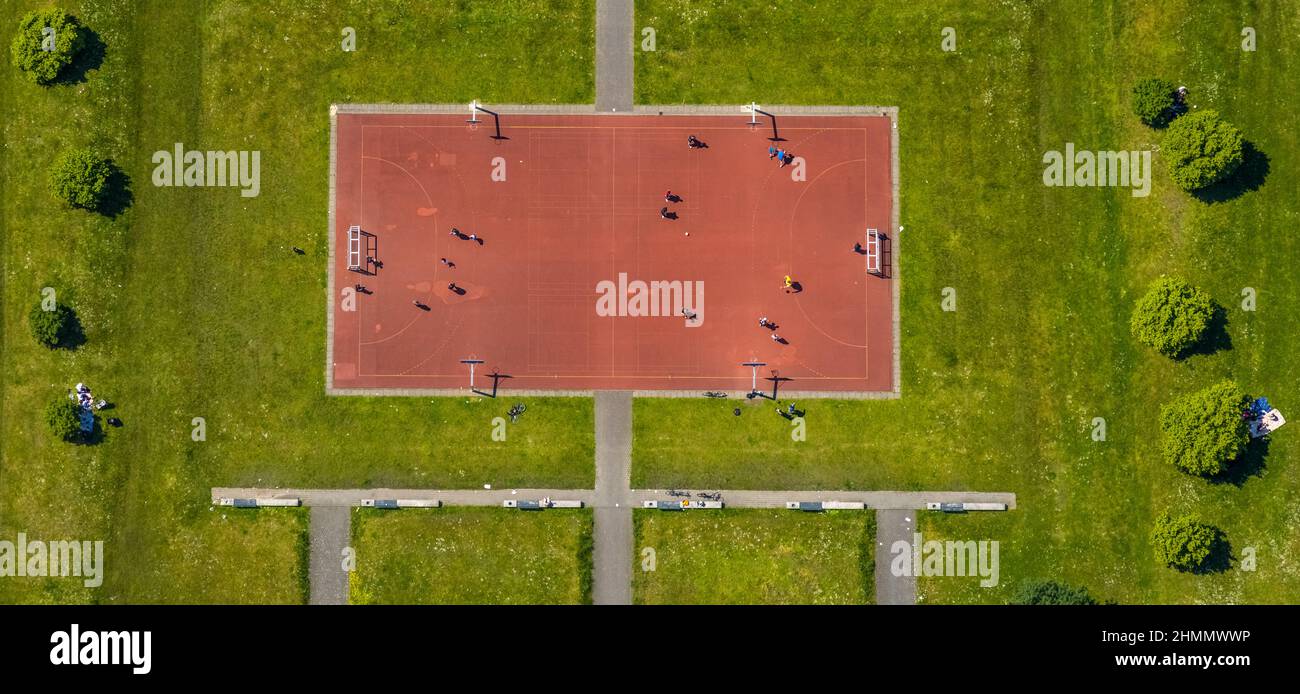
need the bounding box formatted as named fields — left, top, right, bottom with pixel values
left=218, top=497, right=300, bottom=508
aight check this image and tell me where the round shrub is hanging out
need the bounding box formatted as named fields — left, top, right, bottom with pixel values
left=45, top=397, right=83, bottom=441
left=1151, top=512, right=1220, bottom=572
left=1130, top=276, right=1215, bottom=358
left=10, top=9, right=85, bottom=85
left=1163, top=110, right=1244, bottom=191
left=1131, top=77, right=1176, bottom=127
left=1159, top=380, right=1251, bottom=477
left=28, top=302, right=75, bottom=348
left=1010, top=580, right=1097, bottom=605
left=49, top=148, right=113, bottom=211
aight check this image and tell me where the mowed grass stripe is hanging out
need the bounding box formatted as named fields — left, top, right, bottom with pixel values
left=633, top=509, right=875, bottom=605
left=350, top=507, right=593, bottom=605
left=632, top=0, right=1300, bottom=603
left=1, top=0, right=596, bottom=603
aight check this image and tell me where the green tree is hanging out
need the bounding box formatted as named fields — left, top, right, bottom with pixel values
left=1160, top=380, right=1251, bottom=477
left=10, top=9, right=85, bottom=85
left=1130, top=276, right=1216, bottom=358
left=1151, top=512, right=1221, bottom=572
left=1131, top=77, right=1176, bottom=127
left=45, top=397, right=84, bottom=442
left=28, top=302, right=75, bottom=348
left=49, top=148, right=114, bottom=211
left=1163, top=110, right=1244, bottom=191
left=1010, top=580, right=1098, bottom=605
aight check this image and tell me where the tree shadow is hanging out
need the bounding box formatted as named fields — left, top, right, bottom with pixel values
left=53, top=26, right=106, bottom=86
left=1151, top=100, right=1190, bottom=129
left=96, top=164, right=133, bottom=218
left=1192, top=141, right=1270, bottom=204
left=1208, top=436, right=1268, bottom=488
left=55, top=307, right=87, bottom=350
left=72, top=415, right=107, bottom=446
left=1192, top=531, right=1234, bottom=575
left=1179, top=302, right=1231, bottom=359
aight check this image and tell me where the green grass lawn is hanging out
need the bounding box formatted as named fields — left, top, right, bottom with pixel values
left=350, top=508, right=592, bottom=604
left=633, top=0, right=1300, bottom=603
left=0, top=0, right=594, bottom=604
left=633, top=509, right=874, bottom=604
left=3, top=0, right=1297, bottom=606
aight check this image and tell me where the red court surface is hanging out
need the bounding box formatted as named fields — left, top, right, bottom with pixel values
left=328, top=108, right=897, bottom=395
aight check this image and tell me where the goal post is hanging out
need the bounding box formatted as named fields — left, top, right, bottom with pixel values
left=347, top=225, right=362, bottom=271
left=865, top=228, right=881, bottom=275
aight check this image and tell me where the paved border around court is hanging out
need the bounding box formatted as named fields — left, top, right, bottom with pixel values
left=324, top=103, right=901, bottom=400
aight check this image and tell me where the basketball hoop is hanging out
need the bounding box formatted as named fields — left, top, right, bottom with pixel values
left=744, top=101, right=760, bottom=131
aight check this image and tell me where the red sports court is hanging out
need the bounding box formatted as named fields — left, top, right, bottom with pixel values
left=328, top=106, right=897, bottom=396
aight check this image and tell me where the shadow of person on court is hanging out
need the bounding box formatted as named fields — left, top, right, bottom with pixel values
left=448, top=283, right=467, bottom=296
left=660, top=208, right=678, bottom=220
left=786, top=281, right=804, bottom=294
left=412, top=300, right=431, bottom=311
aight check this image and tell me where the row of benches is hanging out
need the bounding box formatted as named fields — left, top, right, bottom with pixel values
left=216, top=497, right=579, bottom=509
left=216, top=498, right=1008, bottom=513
